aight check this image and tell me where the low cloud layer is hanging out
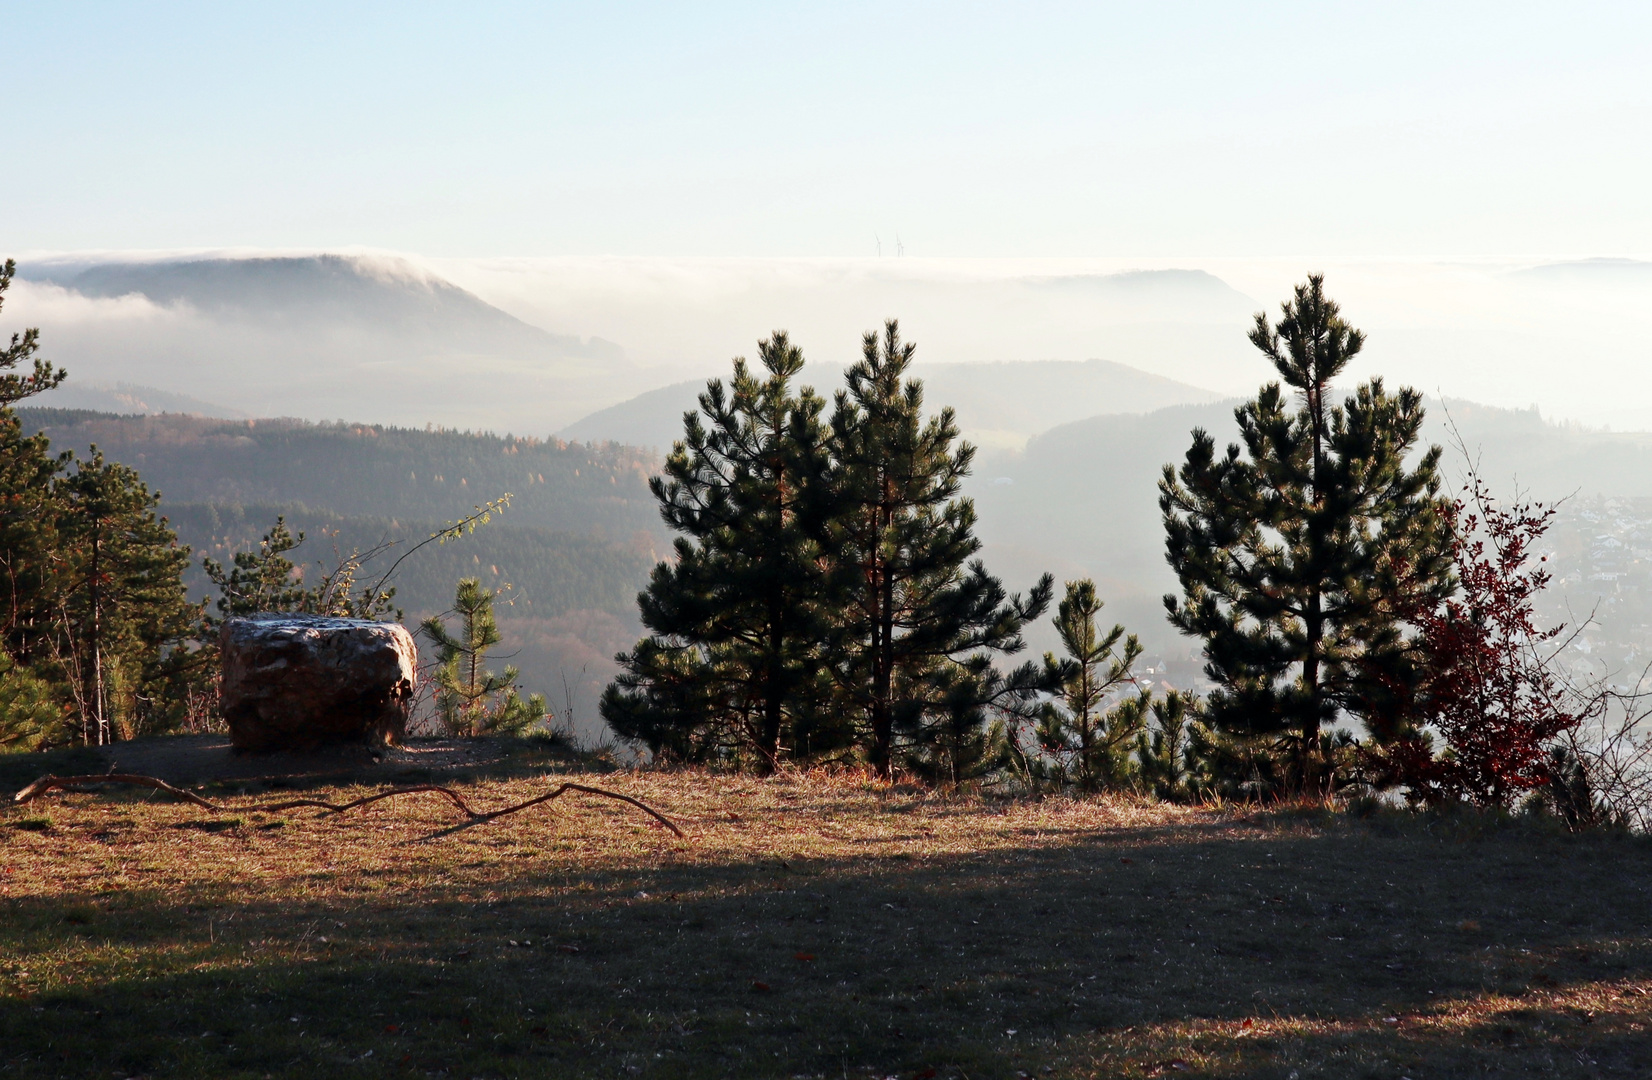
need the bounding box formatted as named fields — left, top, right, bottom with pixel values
left=5, top=252, right=1651, bottom=435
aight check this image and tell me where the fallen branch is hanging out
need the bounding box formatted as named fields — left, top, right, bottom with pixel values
left=13, top=773, right=220, bottom=810
left=10, top=774, right=685, bottom=837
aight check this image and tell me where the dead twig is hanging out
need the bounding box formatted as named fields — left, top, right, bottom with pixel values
left=10, top=774, right=686, bottom=837
left=475, top=782, right=685, bottom=836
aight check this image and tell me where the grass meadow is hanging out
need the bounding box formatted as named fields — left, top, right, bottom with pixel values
left=2, top=745, right=1651, bottom=1078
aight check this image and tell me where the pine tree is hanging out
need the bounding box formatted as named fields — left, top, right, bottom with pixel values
left=0, top=650, right=62, bottom=752
left=421, top=577, right=547, bottom=737
left=0, top=259, right=201, bottom=747
left=0, top=409, right=68, bottom=668
left=52, top=449, right=198, bottom=744
left=1160, top=276, right=1454, bottom=793
left=601, top=333, right=839, bottom=770
left=1035, top=578, right=1146, bottom=792
left=0, top=259, right=66, bottom=408
left=827, top=320, right=1052, bottom=780
left=201, top=516, right=314, bottom=626
left=0, top=258, right=71, bottom=675
left=1133, top=692, right=1215, bottom=801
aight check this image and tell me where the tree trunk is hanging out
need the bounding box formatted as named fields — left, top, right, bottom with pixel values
left=872, top=573, right=894, bottom=778
left=759, top=598, right=784, bottom=774
left=1302, top=372, right=1328, bottom=794
left=1302, top=592, right=1321, bottom=793
left=89, top=527, right=107, bottom=746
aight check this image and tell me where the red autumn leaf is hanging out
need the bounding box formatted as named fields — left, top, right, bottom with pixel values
left=914, top=1069, right=938, bottom=1079
left=751, top=980, right=771, bottom=992
left=1119, top=857, right=1134, bottom=865
left=556, top=944, right=580, bottom=954
left=794, top=952, right=816, bottom=962
left=383, top=1024, right=399, bottom=1034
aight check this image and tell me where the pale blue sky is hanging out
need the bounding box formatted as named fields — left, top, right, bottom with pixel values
left=5, top=2, right=1650, bottom=256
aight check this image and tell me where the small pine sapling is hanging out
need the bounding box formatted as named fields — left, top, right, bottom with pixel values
left=1134, top=691, right=1213, bottom=801
left=1035, top=579, right=1145, bottom=792
left=201, top=517, right=313, bottom=628
left=421, top=578, right=548, bottom=737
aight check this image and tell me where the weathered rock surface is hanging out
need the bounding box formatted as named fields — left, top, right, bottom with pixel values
left=219, top=614, right=417, bottom=752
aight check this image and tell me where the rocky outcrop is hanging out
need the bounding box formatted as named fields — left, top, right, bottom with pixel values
left=219, top=614, right=417, bottom=752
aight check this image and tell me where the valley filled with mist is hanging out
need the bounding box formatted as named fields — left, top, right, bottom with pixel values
left=9, top=251, right=1652, bottom=737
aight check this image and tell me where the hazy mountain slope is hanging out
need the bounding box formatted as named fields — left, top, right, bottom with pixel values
left=558, top=358, right=1224, bottom=451
left=558, top=379, right=707, bottom=452
left=918, top=359, right=1224, bottom=450
left=442, top=260, right=1267, bottom=392
left=19, top=255, right=635, bottom=433
left=26, top=381, right=247, bottom=418
left=40, top=256, right=620, bottom=359
left=1509, top=257, right=1652, bottom=284
left=969, top=396, right=1652, bottom=661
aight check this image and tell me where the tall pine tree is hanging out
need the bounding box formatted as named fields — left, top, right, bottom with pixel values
left=827, top=320, right=1051, bottom=780
left=1160, top=276, right=1453, bottom=793
left=602, top=333, right=839, bottom=771
left=0, top=258, right=70, bottom=675
left=53, top=449, right=198, bottom=744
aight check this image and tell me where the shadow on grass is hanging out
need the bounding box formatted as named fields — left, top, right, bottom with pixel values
left=0, top=733, right=606, bottom=803
left=2, top=808, right=1650, bottom=1078
left=0, top=746, right=106, bottom=795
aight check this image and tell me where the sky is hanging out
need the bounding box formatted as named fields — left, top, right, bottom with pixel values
left=6, top=1, right=1652, bottom=258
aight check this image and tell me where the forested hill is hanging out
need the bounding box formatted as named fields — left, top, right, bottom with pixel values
left=17, top=409, right=667, bottom=738
left=18, top=409, right=665, bottom=542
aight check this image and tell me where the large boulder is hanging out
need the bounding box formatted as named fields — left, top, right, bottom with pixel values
left=219, top=614, right=417, bottom=752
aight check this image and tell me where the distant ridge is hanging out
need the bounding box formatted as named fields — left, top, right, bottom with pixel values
left=558, top=358, right=1224, bottom=451
left=29, top=380, right=247, bottom=419
left=28, top=254, right=623, bottom=361
left=16, top=254, right=640, bottom=433
left=1019, top=267, right=1257, bottom=307
left=1510, top=258, right=1652, bottom=281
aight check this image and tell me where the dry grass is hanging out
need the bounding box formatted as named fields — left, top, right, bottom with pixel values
left=2, top=751, right=1651, bottom=1078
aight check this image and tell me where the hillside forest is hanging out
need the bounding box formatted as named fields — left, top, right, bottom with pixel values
left=3, top=258, right=1649, bottom=825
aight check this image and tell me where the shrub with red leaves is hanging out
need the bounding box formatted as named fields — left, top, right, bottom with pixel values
left=1394, top=472, right=1576, bottom=807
